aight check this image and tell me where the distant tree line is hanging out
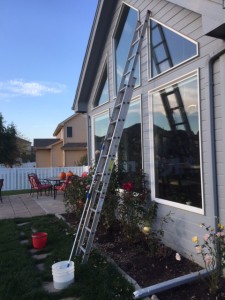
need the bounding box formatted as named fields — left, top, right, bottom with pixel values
left=0, top=113, right=20, bottom=167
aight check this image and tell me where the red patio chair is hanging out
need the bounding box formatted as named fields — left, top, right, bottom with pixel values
left=28, top=173, right=52, bottom=198
left=0, top=179, right=4, bottom=202
left=54, top=175, right=74, bottom=199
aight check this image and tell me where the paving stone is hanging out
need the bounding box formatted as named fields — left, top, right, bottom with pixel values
left=43, top=282, right=60, bottom=294
left=17, top=222, right=30, bottom=227
left=36, top=263, right=45, bottom=271
left=29, top=248, right=39, bottom=254
left=32, top=253, right=50, bottom=260
left=20, top=239, right=29, bottom=244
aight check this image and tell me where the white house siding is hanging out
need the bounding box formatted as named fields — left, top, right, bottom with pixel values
left=84, top=0, right=225, bottom=264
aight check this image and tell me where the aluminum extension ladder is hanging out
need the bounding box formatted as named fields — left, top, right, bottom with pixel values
left=68, top=10, right=150, bottom=264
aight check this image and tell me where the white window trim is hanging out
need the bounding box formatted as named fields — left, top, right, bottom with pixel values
left=148, top=69, right=204, bottom=214
left=147, top=17, right=199, bottom=81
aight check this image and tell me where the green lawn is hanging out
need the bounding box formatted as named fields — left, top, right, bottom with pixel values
left=0, top=215, right=134, bottom=300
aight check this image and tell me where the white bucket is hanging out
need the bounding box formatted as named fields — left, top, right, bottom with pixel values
left=52, top=260, right=74, bottom=289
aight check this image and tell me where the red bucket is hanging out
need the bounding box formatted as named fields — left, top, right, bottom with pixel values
left=32, top=232, right=48, bottom=249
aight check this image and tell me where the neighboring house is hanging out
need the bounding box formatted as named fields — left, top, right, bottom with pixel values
left=72, top=0, right=225, bottom=264
left=16, top=137, right=32, bottom=163
left=34, top=113, right=87, bottom=167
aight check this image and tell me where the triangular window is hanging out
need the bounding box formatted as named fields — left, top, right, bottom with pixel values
left=150, top=19, right=198, bottom=77
left=93, top=64, right=109, bottom=107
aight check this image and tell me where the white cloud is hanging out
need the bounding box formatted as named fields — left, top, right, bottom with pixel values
left=0, top=79, right=66, bottom=98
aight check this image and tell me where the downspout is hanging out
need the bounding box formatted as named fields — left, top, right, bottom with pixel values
left=133, top=48, right=225, bottom=299
left=86, top=114, right=92, bottom=167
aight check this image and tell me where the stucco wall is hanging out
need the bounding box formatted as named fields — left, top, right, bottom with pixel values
left=35, top=150, right=51, bottom=168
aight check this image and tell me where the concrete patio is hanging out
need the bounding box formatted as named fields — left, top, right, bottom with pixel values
left=0, top=192, right=66, bottom=220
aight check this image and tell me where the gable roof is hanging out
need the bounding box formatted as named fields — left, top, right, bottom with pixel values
left=33, top=139, right=60, bottom=149
left=72, top=0, right=118, bottom=113
left=61, top=142, right=87, bottom=150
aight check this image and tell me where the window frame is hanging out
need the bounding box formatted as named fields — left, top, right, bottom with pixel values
left=112, top=2, right=140, bottom=99
left=149, top=70, right=204, bottom=214
left=147, top=18, right=199, bottom=81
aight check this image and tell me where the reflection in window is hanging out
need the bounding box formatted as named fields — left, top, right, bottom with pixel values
left=94, top=113, right=108, bottom=162
left=114, top=5, right=139, bottom=93
left=150, top=20, right=198, bottom=77
left=152, top=75, right=202, bottom=208
left=93, top=65, right=109, bottom=107
left=118, top=100, right=142, bottom=180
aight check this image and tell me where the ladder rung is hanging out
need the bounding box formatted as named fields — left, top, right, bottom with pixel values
left=174, top=122, right=185, bottom=126
left=132, top=37, right=140, bottom=47
left=123, top=70, right=131, bottom=77
left=136, top=23, right=143, bottom=32
left=80, top=245, right=86, bottom=253
left=85, top=226, right=92, bottom=233
left=128, top=53, right=136, bottom=62
left=119, top=85, right=127, bottom=93
left=90, top=208, right=96, bottom=213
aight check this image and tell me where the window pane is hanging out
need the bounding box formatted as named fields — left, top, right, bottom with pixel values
left=114, top=5, right=139, bottom=92
left=150, top=20, right=197, bottom=77
left=119, top=100, right=142, bottom=175
left=152, top=76, right=202, bottom=208
left=67, top=127, right=72, bottom=138
left=93, top=67, right=109, bottom=107
left=94, top=113, right=109, bottom=161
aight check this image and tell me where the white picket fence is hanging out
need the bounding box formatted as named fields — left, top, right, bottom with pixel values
left=0, top=166, right=89, bottom=191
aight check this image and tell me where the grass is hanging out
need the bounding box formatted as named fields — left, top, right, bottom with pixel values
left=2, top=189, right=30, bottom=196
left=0, top=215, right=134, bottom=300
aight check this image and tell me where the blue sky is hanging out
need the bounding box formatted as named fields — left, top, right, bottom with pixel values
left=0, top=0, right=98, bottom=144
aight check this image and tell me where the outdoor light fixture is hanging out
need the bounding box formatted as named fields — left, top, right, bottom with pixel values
left=223, top=0, right=225, bottom=9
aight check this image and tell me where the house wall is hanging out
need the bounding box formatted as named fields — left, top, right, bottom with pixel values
left=83, top=0, right=225, bottom=264
left=51, top=142, right=63, bottom=167
left=63, top=114, right=87, bottom=144
left=65, top=149, right=87, bottom=166
left=35, top=150, right=51, bottom=168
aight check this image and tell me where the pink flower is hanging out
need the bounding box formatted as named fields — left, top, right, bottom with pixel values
left=203, top=234, right=210, bottom=241
left=204, top=254, right=212, bottom=266
left=216, top=231, right=225, bottom=237
left=175, top=253, right=181, bottom=261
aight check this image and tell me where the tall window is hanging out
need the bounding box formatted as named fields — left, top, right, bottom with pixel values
left=150, top=19, right=198, bottom=78
left=118, top=100, right=142, bottom=179
left=113, top=4, right=139, bottom=93
left=151, top=74, right=202, bottom=209
left=93, top=113, right=109, bottom=162
left=93, top=64, right=109, bottom=107
left=67, top=127, right=72, bottom=138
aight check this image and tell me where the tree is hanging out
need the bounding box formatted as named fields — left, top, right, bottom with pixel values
left=0, top=113, right=19, bottom=167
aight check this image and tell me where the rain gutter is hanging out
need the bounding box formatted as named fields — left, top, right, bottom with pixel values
left=133, top=47, right=225, bottom=299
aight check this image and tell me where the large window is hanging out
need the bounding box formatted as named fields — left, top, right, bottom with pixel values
left=93, top=63, right=109, bottom=108
left=151, top=74, right=202, bottom=209
left=150, top=19, right=198, bottom=78
left=113, top=4, right=139, bottom=93
left=118, top=100, right=142, bottom=178
left=93, top=113, right=109, bottom=162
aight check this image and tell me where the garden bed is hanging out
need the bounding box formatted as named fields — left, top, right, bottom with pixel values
left=63, top=213, right=225, bottom=300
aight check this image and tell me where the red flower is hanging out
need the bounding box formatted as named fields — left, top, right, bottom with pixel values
left=122, top=181, right=134, bottom=192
